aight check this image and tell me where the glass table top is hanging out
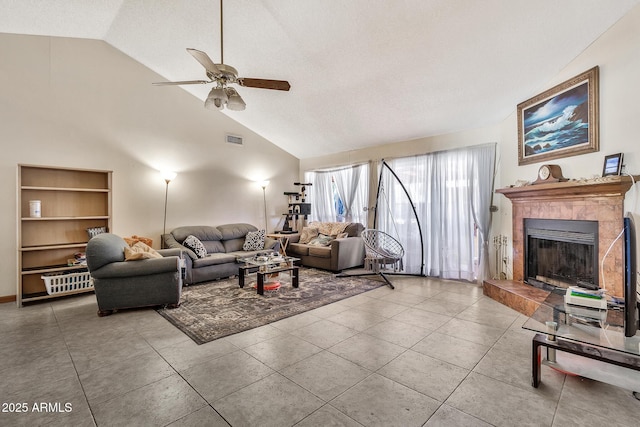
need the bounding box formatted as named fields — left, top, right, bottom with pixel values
left=239, top=253, right=299, bottom=267
left=522, top=291, right=640, bottom=357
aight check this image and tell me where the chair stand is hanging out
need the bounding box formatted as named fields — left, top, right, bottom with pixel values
left=337, top=269, right=395, bottom=289
left=338, top=229, right=406, bottom=289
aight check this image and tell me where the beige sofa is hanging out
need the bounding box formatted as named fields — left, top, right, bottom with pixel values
left=286, top=222, right=365, bottom=272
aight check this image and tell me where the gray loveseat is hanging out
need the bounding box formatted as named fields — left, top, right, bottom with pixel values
left=86, top=233, right=183, bottom=316
left=161, top=223, right=279, bottom=285
left=287, top=222, right=365, bottom=272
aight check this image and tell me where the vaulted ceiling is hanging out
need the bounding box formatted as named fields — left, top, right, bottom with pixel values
left=1, top=0, right=638, bottom=159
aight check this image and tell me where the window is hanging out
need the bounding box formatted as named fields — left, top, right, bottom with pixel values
left=304, top=163, right=369, bottom=225
left=333, top=179, right=346, bottom=222
left=304, top=144, right=495, bottom=283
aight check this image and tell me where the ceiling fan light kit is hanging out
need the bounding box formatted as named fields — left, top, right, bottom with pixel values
left=205, top=86, right=246, bottom=111
left=153, top=0, right=289, bottom=111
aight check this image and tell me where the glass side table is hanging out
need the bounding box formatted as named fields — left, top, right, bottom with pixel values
left=238, top=254, right=300, bottom=295
left=522, top=291, right=640, bottom=398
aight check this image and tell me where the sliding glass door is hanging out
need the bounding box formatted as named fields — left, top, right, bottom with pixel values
left=377, top=143, right=495, bottom=281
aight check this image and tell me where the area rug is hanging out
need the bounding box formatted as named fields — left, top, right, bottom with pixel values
left=156, top=268, right=384, bottom=344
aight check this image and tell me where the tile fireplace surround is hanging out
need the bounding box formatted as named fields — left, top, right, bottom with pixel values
left=483, top=175, right=638, bottom=315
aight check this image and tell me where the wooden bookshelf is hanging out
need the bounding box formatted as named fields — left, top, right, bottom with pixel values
left=17, top=165, right=112, bottom=306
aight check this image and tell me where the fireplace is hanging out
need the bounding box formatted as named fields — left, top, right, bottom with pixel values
left=482, top=176, right=637, bottom=315
left=524, top=219, right=598, bottom=291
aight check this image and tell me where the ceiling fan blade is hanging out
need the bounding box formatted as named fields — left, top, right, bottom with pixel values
left=238, top=78, right=291, bottom=91
left=187, top=48, right=221, bottom=75
left=152, top=80, right=211, bottom=86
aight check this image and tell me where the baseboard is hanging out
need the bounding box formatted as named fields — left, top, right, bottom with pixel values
left=0, top=294, right=17, bottom=304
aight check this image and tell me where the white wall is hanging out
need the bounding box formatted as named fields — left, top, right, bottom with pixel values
left=300, top=125, right=500, bottom=173
left=301, top=4, right=640, bottom=279
left=495, top=4, right=640, bottom=275
left=0, top=33, right=299, bottom=299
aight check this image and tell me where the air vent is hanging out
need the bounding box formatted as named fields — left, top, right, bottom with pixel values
left=226, top=134, right=244, bottom=145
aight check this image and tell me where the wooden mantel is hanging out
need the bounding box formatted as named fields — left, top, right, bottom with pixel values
left=496, top=175, right=639, bottom=201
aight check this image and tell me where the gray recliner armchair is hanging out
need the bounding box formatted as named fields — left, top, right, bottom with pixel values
left=86, top=233, right=183, bottom=316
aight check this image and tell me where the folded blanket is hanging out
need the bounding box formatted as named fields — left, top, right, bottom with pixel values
left=310, top=222, right=350, bottom=237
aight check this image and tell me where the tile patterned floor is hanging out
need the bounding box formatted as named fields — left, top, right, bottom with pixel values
left=1, top=276, right=639, bottom=426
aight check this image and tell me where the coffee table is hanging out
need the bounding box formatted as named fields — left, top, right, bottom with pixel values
left=238, top=254, right=300, bottom=295
left=522, top=291, right=640, bottom=397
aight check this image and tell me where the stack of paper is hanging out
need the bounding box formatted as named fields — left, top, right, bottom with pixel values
left=564, top=286, right=608, bottom=309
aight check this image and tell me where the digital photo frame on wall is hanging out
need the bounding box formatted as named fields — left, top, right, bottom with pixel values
left=602, top=153, right=623, bottom=177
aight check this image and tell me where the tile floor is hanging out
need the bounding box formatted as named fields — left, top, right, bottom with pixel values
left=1, top=276, right=639, bottom=426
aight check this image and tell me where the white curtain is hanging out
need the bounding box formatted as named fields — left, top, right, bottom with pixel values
left=377, top=157, right=430, bottom=275
left=469, top=144, right=497, bottom=283
left=332, top=163, right=369, bottom=225
left=377, top=143, right=496, bottom=281
left=305, top=163, right=369, bottom=224
left=305, top=170, right=336, bottom=222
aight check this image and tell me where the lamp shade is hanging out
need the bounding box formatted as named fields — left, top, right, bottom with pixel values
left=226, top=88, right=246, bottom=111
left=161, top=170, right=177, bottom=183
left=205, top=87, right=228, bottom=110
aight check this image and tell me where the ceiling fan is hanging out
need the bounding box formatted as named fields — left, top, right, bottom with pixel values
left=152, top=0, right=290, bottom=111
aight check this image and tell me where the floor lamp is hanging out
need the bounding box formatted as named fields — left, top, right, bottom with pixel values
left=161, top=171, right=177, bottom=247
left=260, top=180, right=269, bottom=231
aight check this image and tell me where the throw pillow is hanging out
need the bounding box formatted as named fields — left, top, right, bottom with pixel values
left=299, top=227, right=319, bottom=244
left=86, top=226, right=106, bottom=240
left=243, top=229, right=266, bottom=251
left=308, top=234, right=333, bottom=246
left=183, top=235, right=207, bottom=258
left=124, top=242, right=163, bottom=261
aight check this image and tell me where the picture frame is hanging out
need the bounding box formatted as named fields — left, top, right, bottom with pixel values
left=602, top=153, right=623, bottom=177
left=517, top=66, right=599, bottom=165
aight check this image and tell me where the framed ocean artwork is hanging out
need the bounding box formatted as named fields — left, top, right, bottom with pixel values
left=517, top=66, right=599, bottom=165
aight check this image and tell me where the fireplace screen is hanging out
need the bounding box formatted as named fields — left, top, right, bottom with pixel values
left=524, top=219, right=599, bottom=290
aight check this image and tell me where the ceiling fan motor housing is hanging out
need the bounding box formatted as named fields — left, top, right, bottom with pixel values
left=207, top=64, right=238, bottom=84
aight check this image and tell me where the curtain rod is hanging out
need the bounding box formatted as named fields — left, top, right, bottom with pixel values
left=306, top=161, right=370, bottom=174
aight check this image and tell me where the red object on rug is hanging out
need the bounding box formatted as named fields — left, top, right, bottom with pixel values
left=253, top=281, right=281, bottom=291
